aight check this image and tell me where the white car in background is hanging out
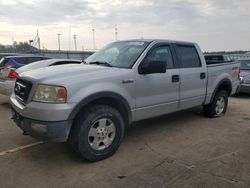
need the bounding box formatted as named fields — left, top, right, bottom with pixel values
left=0, top=59, right=82, bottom=96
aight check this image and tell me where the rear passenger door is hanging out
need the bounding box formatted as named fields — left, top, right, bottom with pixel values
left=174, top=44, right=207, bottom=109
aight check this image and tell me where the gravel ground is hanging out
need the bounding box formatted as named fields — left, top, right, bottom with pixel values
left=0, top=94, right=250, bottom=188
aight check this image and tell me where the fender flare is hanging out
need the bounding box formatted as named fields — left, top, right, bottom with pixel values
left=210, top=78, right=232, bottom=104
left=68, top=92, right=132, bottom=123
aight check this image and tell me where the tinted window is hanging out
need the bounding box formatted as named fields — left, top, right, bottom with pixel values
left=240, top=60, right=250, bottom=70
left=147, top=46, right=174, bottom=69
left=26, top=57, right=44, bottom=64
left=14, top=57, right=28, bottom=64
left=14, top=57, right=45, bottom=65
left=205, top=55, right=223, bottom=61
left=176, top=46, right=201, bottom=68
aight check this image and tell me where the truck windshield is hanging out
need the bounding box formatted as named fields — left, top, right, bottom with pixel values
left=240, top=60, right=250, bottom=70
left=85, top=41, right=150, bottom=68
left=0, top=58, right=6, bottom=67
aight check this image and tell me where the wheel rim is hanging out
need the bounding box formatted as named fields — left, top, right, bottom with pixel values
left=215, top=96, right=225, bottom=115
left=88, top=118, right=116, bottom=151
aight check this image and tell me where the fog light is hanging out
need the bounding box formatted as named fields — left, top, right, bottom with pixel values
left=31, top=123, right=47, bottom=133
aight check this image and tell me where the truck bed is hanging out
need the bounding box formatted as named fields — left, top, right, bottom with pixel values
left=205, top=61, right=240, bottom=104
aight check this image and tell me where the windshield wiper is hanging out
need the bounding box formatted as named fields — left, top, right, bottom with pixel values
left=89, top=61, right=113, bottom=67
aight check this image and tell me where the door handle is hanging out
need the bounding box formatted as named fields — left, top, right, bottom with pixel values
left=172, top=75, right=180, bottom=83
left=200, top=72, right=206, bottom=79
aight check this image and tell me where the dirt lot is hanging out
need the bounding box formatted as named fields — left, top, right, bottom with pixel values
left=0, top=94, right=250, bottom=188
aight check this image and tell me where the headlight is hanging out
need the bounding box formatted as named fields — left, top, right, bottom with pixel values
left=33, top=84, right=67, bottom=103
left=240, top=76, right=244, bottom=83
left=240, top=77, right=250, bottom=84
left=243, top=79, right=250, bottom=84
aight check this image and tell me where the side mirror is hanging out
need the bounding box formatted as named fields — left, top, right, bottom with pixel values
left=139, top=60, right=166, bottom=74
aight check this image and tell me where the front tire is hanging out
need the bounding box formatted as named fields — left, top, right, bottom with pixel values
left=70, top=105, right=125, bottom=162
left=203, top=90, right=228, bottom=118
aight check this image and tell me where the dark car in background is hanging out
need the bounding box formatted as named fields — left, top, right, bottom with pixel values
left=239, top=59, right=250, bottom=93
left=204, top=54, right=232, bottom=65
left=0, top=53, right=38, bottom=61
left=0, top=53, right=20, bottom=59
left=0, top=58, right=81, bottom=96
left=0, top=55, right=50, bottom=96
left=0, top=55, right=50, bottom=69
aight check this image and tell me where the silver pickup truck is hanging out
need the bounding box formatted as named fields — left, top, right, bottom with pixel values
left=10, top=39, right=240, bottom=161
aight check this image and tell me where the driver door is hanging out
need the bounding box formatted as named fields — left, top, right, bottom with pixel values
left=135, top=44, right=180, bottom=121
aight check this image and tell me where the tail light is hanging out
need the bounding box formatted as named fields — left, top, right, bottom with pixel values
left=8, top=70, right=18, bottom=79
left=233, top=66, right=241, bottom=80
left=237, top=68, right=241, bottom=80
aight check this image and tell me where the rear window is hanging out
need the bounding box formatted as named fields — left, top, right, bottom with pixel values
left=176, top=45, right=201, bottom=68
left=13, top=57, right=47, bottom=65
left=26, top=57, right=45, bottom=64
left=205, top=55, right=224, bottom=61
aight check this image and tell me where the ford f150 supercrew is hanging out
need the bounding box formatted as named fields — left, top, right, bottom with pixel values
left=10, top=39, right=240, bottom=161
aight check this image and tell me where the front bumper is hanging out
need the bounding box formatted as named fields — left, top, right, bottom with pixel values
left=11, top=108, right=72, bottom=142
left=10, top=94, right=76, bottom=122
left=10, top=94, right=76, bottom=142
left=239, top=84, right=250, bottom=94
left=0, top=79, right=15, bottom=96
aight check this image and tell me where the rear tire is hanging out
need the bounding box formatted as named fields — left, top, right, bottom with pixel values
left=203, top=90, right=228, bottom=118
left=69, top=104, right=125, bottom=162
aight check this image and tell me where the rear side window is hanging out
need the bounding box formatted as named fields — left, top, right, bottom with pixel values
left=176, top=45, right=201, bottom=68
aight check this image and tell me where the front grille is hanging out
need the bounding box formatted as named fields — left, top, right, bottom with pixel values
left=14, top=78, right=33, bottom=104
left=243, top=79, right=250, bottom=84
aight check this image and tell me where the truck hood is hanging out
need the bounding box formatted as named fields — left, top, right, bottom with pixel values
left=19, top=64, right=120, bottom=83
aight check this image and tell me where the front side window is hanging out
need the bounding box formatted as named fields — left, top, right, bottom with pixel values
left=85, top=41, right=150, bottom=68
left=240, top=60, right=250, bottom=70
left=146, top=46, right=174, bottom=69
left=176, top=45, right=201, bottom=68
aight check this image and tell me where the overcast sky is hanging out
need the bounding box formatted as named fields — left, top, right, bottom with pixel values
left=0, top=0, right=249, bottom=51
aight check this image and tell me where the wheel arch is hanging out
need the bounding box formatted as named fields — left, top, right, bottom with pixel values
left=68, top=92, right=132, bottom=126
left=210, top=79, right=232, bottom=103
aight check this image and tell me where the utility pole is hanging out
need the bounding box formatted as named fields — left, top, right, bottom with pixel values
left=12, top=37, right=15, bottom=53
left=92, top=26, right=96, bottom=50
left=68, top=26, right=71, bottom=51
left=115, top=24, right=118, bottom=41
left=37, top=30, right=41, bottom=51
left=57, top=33, right=61, bottom=51
left=73, top=34, right=77, bottom=51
